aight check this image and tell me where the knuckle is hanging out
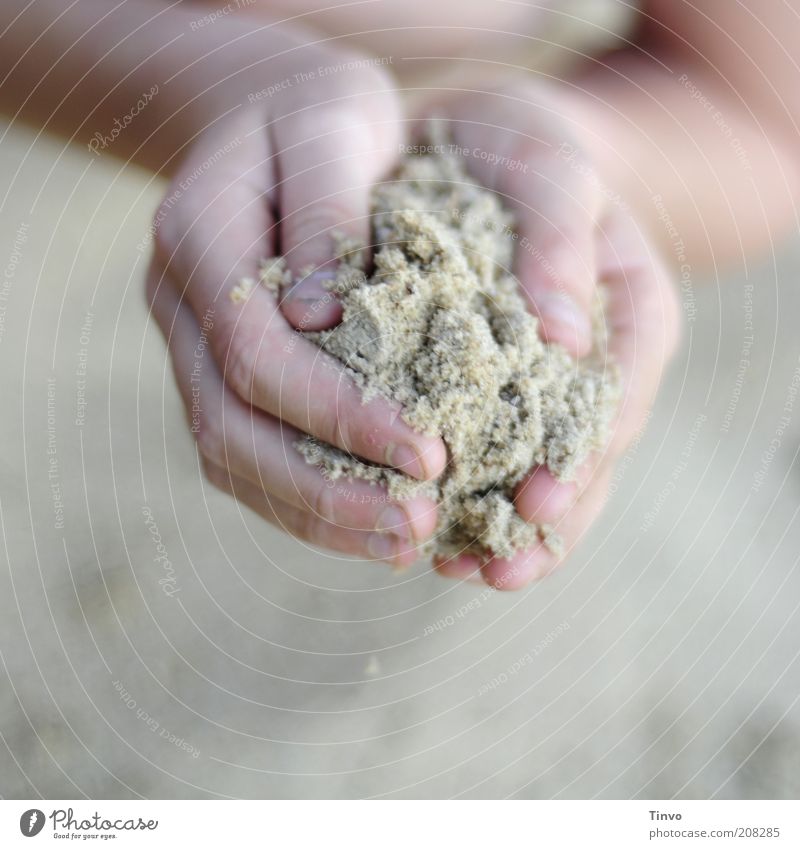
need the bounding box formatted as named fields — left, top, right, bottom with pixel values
left=200, top=457, right=227, bottom=492
left=355, top=64, right=398, bottom=113
left=319, top=391, right=352, bottom=453
left=288, top=199, right=361, bottom=248
left=548, top=240, right=594, bottom=296
left=318, top=396, right=341, bottom=448
left=282, top=65, right=399, bottom=143
left=223, top=328, right=260, bottom=400
left=317, top=49, right=396, bottom=99
left=152, top=191, right=185, bottom=263
left=288, top=103, right=367, bottom=147
left=195, top=415, right=224, bottom=465
left=309, top=480, right=337, bottom=524
left=348, top=53, right=394, bottom=88
left=293, top=507, right=323, bottom=545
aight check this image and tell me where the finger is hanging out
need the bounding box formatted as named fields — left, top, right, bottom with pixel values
left=154, top=108, right=278, bottom=322
left=481, top=464, right=615, bottom=591
left=152, top=122, right=445, bottom=480
left=202, top=459, right=420, bottom=568
left=273, top=99, right=402, bottom=330
left=433, top=553, right=485, bottom=584
left=599, top=210, right=681, bottom=454
left=147, top=259, right=439, bottom=541
left=433, top=101, right=600, bottom=357
left=229, top=322, right=446, bottom=480
left=220, top=403, right=439, bottom=542
left=514, top=464, right=583, bottom=525
left=514, top=209, right=679, bottom=526
left=510, top=145, right=601, bottom=359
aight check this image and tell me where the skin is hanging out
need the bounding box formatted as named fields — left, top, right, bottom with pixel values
left=418, top=82, right=680, bottom=587
left=1, top=1, right=798, bottom=587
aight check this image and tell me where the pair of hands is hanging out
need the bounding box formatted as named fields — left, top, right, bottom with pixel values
left=146, top=47, right=679, bottom=590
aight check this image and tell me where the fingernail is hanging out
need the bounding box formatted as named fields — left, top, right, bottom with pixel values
left=285, top=269, right=337, bottom=304
left=282, top=269, right=343, bottom=330
left=386, top=442, right=425, bottom=479
left=375, top=504, right=412, bottom=539
left=536, top=292, right=591, bottom=344
left=368, top=532, right=398, bottom=562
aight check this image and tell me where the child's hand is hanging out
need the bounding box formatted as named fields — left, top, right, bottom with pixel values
left=428, top=81, right=681, bottom=589
left=146, top=55, right=445, bottom=568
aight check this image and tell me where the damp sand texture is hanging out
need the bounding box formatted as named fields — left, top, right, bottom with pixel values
left=251, top=146, right=619, bottom=561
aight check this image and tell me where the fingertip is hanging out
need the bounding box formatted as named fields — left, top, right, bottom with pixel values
left=433, top=553, right=484, bottom=583
left=515, top=466, right=577, bottom=525
left=533, top=291, right=593, bottom=358
left=393, top=539, right=425, bottom=571
left=376, top=497, right=438, bottom=543
left=481, top=545, right=555, bottom=590
left=420, top=437, right=448, bottom=481
left=367, top=532, right=417, bottom=568
left=407, top=497, right=439, bottom=542
left=518, top=234, right=595, bottom=358
left=281, top=297, right=343, bottom=331
left=386, top=436, right=447, bottom=482
left=281, top=270, right=342, bottom=331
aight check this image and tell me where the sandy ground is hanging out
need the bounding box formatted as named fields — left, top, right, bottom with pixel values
left=0, top=121, right=799, bottom=800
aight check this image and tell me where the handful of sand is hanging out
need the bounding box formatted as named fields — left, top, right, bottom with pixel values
left=246, top=144, right=619, bottom=560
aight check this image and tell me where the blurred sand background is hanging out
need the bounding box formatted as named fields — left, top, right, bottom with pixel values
left=0, top=115, right=799, bottom=800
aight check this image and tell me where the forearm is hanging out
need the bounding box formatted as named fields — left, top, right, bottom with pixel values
left=565, top=52, right=796, bottom=271
left=0, top=0, right=317, bottom=171
left=563, top=1, right=800, bottom=272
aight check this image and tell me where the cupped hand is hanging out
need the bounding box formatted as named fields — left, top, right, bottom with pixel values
left=425, top=81, right=681, bottom=589
left=146, top=48, right=445, bottom=568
